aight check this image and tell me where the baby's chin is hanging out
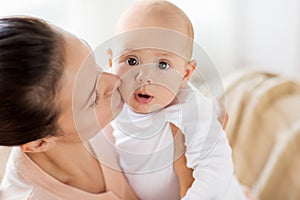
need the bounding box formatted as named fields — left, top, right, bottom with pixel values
left=128, top=103, right=165, bottom=114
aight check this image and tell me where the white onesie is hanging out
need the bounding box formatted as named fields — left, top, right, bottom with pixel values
left=113, top=84, right=235, bottom=200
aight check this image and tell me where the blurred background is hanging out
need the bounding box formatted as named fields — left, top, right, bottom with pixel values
left=1, top=0, right=299, bottom=78
left=1, top=1, right=300, bottom=199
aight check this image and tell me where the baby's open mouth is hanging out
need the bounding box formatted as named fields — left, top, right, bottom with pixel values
left=134, top=92, right=153, bottom=104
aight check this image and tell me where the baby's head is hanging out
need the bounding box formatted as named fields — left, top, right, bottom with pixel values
left=110, top=0, right=196, bottom=113
left=116, top=0, right=194, bottom=42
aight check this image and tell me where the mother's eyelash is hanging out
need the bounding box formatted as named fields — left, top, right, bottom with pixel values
left=91, top=91, right=100, bottom=107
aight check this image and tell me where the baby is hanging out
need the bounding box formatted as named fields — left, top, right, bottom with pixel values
left=107, top=0, right=243, bottom=199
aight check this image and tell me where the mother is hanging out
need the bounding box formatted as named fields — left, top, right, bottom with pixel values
left=0, top=17, right=138, bottom=200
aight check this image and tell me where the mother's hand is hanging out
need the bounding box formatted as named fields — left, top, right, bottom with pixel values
left=170, top=123, right=194, bottom=198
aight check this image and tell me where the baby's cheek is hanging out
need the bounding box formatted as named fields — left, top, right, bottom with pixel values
left=112, top=63, right=129, bottom=77
left=155, top=87, right=177, bottom=106
left=119, top=82, right=132, bottom=103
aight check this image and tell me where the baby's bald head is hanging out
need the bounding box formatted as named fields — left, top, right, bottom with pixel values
left=116, top=0, right=194, bottom=40
left=116, top=0, right=194, bottom=59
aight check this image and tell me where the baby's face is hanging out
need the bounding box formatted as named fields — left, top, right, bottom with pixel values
left=113, top=48, right=188, bottom=113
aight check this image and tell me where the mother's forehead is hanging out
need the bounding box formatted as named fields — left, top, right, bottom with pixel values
left=57, top=32, right=99, bottom=99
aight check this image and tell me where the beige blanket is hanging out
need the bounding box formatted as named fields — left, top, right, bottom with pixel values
left=222, top=70, right=300, bottom=200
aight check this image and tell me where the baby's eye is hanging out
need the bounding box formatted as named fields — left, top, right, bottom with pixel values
left=126, top=57, right=139, bottom=66
left=157, top=61, right=170, bottom=70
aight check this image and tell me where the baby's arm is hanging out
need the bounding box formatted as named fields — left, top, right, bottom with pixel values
left=183, top=117, right=233, bottom=199
left=171, top=101, right=230, bottom=198
left=171, top=112, right=232, bottom=199
left=170, top=92, right=233, bottom=199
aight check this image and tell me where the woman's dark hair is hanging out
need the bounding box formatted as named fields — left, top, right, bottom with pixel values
left=0, top=17, right=65, bottom=146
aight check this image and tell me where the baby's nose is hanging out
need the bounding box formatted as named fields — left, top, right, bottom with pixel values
left=135, top=69, right=152, bottom=84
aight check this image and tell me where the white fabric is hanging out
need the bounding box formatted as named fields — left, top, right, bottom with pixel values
left=113, top=84, right=240, bottom=200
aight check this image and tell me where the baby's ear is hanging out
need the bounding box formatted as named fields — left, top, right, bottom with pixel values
left=184, top=60, right=197, bottom=80
left=106, top=48, right=113, bottom=68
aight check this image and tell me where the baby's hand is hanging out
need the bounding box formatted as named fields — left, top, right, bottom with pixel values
left=170, top=123, right=194, bottom=198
